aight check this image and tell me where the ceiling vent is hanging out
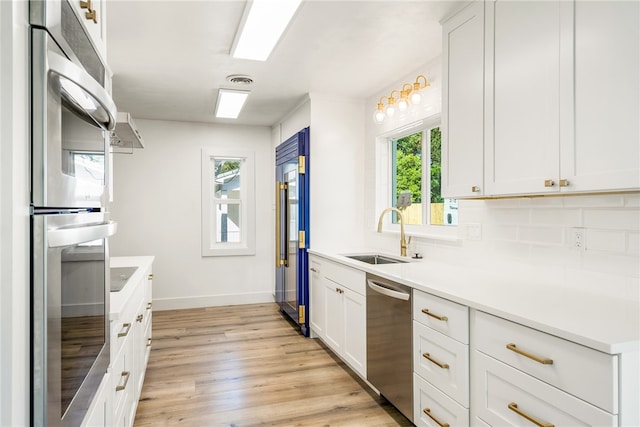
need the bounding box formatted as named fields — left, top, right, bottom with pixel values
left=226, top=74, right=254, bottom=85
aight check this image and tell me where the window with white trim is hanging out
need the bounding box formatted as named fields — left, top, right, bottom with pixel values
left=201, top=149, right=255, bottom=256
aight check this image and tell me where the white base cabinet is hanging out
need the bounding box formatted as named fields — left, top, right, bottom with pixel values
left=83, top=257, right=153, bottom=427
left=309, top=255, right=366, bottom=378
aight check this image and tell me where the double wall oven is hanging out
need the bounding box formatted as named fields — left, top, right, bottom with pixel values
left=30, top=1, right=117, bottom=425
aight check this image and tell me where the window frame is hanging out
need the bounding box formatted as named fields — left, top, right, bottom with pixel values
left=375, top=115, right=459, bottom=241
left=201, top=148, right=256, bottom=256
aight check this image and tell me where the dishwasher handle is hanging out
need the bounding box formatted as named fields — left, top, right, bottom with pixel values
left=367, top=280, right=410, bottom=301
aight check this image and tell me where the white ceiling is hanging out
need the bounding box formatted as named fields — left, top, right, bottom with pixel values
left=106, top=0, right=464, bottom=127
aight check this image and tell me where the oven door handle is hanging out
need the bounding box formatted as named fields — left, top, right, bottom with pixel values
left=48, top=221, right=118, bottom=248
left=47, top=51, right=117, bottom=131
left=367, top=280, right=410, bottom=301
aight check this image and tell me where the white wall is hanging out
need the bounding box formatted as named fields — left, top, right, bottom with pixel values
left=0, top=1, right=30, bottom=425
left=364, top=57, right=640, bottom=300
left=110, top=119, right=275, bottom=310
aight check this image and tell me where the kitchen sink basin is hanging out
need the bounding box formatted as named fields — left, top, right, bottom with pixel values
left=110, top=266, right=138, bottom=292
left=345, top=254, right=408, bottom=265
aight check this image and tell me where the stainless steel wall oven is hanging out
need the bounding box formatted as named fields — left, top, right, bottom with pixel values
left=30, top=1, right=117, bottom=425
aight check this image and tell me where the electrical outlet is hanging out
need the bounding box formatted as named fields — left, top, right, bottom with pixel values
left=572, top=227, right=586, bottom=250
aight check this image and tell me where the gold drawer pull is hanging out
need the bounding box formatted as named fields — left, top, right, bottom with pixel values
left=422, top=352, right=449, bottom=369
left=137, top=314, right=144, bottom=323
left=115, top=371, right=130, bottom=392
left=147, top=338, right=152, bottom=347
left=423, top=408, right=450, bottom=427
left=508, top=402, right=554, bottom=427
left=310, top=267, right=318, bottom=273
left=147, top=302, right=152, bottom=310
left=506, top=343, right=553, bottom=365
left=117, top=322, right=131, bottom=338
left=421, top=308, right=448, bottom=321
left=148, top=274, right=153, bottom=280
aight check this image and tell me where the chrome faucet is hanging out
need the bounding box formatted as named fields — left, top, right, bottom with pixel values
left=377, top=207, right=411, bottom=257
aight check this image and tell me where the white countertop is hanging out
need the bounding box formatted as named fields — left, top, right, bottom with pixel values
left=309, top=249, right=639, bottom=354
left=110, top=256, right=154, bottom=320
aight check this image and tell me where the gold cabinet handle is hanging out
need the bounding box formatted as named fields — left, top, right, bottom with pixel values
left=506, top=343, right=553, bottom=365
left=335, top=287, right=344, bottom=294
left=508, top=402, right=554, bottom=427
left=559, top=179, right=569, bottom=187
left=136, top=314, right=144, bottom=323
left=148, top=274, right=153, bottom=280
left=423, top=408, right=450, bottom=427
left=544, top=179, right=555, bottom=187
left=147, top=338, right=152, bottom=347
left=115, top=371, right=130, bottom=392
left=422, top=352, right=449, bottom=369
left=421, top=308, right=448, bottom=321
left=146, top=302, right=152, bottom=310
left=117, top=322, right=131, bottom=338
left=80, top=0, right=97, bottom=23
left=471, top=186, right=481, bottom=193
left=310, top=267, right=318, bottom=273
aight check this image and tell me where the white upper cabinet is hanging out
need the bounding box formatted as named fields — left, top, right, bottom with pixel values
left=442, top=0, right=640, bottom=198
left=442, top=1, right=485, bottom=198
left=564, top=1, right=639, bottom=192
left=68, top=0, right=108, bottom=63
left=485, top=0, right=566, bottom=196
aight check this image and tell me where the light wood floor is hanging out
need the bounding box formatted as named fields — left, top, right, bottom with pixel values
left=134, top=303, right=412, bottom=426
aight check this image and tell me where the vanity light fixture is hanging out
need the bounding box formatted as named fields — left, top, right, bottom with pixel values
left=215, top=89, right=250, bottom=119
left=373, top=74, right=430, bottom=124
left=231, top=0, right=302, bottom=61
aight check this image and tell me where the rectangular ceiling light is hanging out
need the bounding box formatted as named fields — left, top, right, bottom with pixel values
left=231, top=0, right=302, bottom=61
left=215, top=89, right=250, bottom=119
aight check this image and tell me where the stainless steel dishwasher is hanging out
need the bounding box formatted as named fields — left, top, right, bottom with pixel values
left=366, top=273, right=413, bottom=422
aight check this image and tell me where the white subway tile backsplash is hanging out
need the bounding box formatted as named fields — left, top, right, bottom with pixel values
left=583, top=209, right=640, bottom=231
left=483, top=224, right=518, bottom=241
left=562, top=194, right=626, bottom=208
left=530, top=208, right=581, bottom=226
left=628, top=232, right=640, bottom=256
left=582, top=251, right=640, bottom=278
left=587, top=229, right=627, bottom=253
left=518, top=226, right=564, bottom=245
left=483, top=208, right=530, bottom=225
left=623, top=193, right=640, bottom=207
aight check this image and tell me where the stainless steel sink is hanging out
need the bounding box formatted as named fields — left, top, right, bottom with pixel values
left=345, top=254, right=408, bottom=265
left=110, top=266, right=138, bottom=292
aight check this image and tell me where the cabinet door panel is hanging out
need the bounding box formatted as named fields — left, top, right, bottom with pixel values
left=442, top=1, right=485, bottom=198
left=486, top=0, right=561, bottom=195
left=564, top=1, right=640, bottom=192
left=309, top=258, right=325, bottom=337
left=342, top=289, right=366, bottom=377
left=474, top=352, right=617, bottom=426
left=323, top=279, right=343, bottom=354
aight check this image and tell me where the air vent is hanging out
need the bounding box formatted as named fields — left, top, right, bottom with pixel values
left=226, top=74, right=254, bottom=85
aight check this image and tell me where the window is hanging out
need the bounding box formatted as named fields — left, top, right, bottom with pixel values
left=201, top=149, right=255, bottom=256
left=377, top=117, right=457, bottom=238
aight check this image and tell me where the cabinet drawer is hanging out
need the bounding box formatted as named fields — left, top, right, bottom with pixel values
left=474, top=311, right=618, bottom=413
left=414, top=289, right=469, bottom=344
left=414, top=321, right=469, bottom=407
left=414, top=373, right=469, bottom=427
left=322, top=259, right=365, bottom=294
left=474, top=351, right=617, bottom=426
left=111, top=336, right=134, bottom=416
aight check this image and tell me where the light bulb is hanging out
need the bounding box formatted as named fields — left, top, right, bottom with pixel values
left=374, top=109, right=385, bottom=124
left=410, top=91, right=422, bottom=105
left=386, top=105, right=396, bottom=117
left=397, top=97, right=409, bottom=112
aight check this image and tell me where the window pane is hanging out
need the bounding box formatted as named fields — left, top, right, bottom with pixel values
left=392, top=131, right=422, bottom=225
left=428, top=127, right=458, bottom=226
left=214, top=159, right=241, bottom=199
left=215, top=203, right=241, bottom=243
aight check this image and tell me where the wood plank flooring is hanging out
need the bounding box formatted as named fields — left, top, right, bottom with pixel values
left=134, top=303, right=412, bottom=426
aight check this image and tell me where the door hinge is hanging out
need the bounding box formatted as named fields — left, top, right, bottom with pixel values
left=298, top=305, right=306, bottom=324
left=298, top=230, right=306, bottom=249
left=298, top=155, right=306, bottom=174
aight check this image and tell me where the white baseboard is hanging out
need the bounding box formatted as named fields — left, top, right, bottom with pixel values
left=152, top=292, right=275, bottom=311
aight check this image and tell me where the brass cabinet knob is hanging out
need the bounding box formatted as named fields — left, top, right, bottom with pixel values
left=471, top=186, right=481, bottom=193
left=544, top=179, right=555, bottom=187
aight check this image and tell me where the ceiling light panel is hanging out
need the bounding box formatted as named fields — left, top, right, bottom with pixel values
left=232, top=0, right=302, bottom=61
left=215, top=89, right=250, bottom=119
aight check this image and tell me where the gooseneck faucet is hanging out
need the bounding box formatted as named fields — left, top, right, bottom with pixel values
left=377, top=207, right=411, bottom=257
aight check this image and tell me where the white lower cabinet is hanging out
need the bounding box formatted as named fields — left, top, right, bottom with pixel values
left=309, top=255, right=366, bottom=378
left=413, top=289, right=470, bottom=426
left=84, top=257, right=153, bottom=427
left=472, top=310, right=619, bottom=427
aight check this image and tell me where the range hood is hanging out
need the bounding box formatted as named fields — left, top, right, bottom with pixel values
left=110, top=112, right=144, bottom=149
